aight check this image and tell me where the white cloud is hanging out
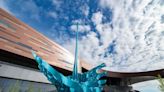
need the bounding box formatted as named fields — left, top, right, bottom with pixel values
left=52, top=0, right=61, bottom=5
left=52, top=0, right=62, bottom=9
left=48, top=11, right=58, bottom=19
left=92, top=12, right=103, bottom=25
left=80, top=4, right=89, bottom=16
left=70, top=19, right=91, bottom=32
left=65, top=0, right=164, bottom=72
left=70, top=24, right=91, bottom=32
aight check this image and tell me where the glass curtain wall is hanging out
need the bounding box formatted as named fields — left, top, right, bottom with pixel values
left=0, top=77, right=57, bottom=92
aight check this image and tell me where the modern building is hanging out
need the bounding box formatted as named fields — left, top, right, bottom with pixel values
left=0, top=8, right=163, bottom=92
left=0, top=8, right=76, bottom=92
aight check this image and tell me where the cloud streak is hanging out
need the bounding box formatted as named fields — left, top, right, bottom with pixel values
left=70, top=24, right=91, bottom=32
left=66, top=0, right=164, bottom=72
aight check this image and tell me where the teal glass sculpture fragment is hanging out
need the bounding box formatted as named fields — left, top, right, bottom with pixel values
left=32, top=24, right=107, bottom=92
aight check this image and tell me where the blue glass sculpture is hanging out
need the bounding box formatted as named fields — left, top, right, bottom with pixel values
left=32, top=24, right=107, bottom=92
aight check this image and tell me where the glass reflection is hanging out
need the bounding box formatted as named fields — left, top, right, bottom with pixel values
left=0, top=77, right=57, bottom=92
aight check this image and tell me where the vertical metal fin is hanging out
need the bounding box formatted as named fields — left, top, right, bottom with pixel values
left=72, top=23, right=79, bottom=80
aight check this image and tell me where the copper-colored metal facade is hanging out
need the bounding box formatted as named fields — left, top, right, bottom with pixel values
left=0, top=8, right=75, bottom=71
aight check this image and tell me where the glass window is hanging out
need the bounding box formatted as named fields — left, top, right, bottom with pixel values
left=0, top=20, right=16, bottom=31
left=0, top=77, right=57, bottom=92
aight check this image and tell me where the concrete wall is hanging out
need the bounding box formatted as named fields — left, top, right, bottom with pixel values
left=0, top=61, right=50, bottom=83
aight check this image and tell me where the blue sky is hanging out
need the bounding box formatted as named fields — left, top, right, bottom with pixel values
left=0, top=0, right=163, bottom=91
left=1, top=0, right=112, bottom=45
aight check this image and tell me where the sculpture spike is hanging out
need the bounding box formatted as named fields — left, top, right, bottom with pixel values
left=72, top=23, right=79, bottom=81
left=32, top=23, right=107, bottom=92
